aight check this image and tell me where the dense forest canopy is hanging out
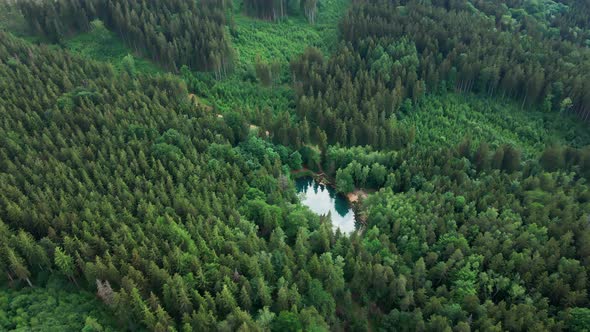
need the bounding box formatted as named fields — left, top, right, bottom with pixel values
left=1, top=0, right=590, bottom=331
left=287, top=0, right=590, bottom=150
left=258, top=0, right=590, bottom=154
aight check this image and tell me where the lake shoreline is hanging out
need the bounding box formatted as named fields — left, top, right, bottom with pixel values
left=292, top=169, right=368, bottom=229
left=291, top=168, right=367, bottom=203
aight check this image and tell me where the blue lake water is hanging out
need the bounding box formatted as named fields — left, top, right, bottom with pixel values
left=295, top=177, right=356, bottom=234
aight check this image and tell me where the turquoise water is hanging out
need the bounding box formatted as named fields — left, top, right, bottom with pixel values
left=295, top=177, right=356, bottom=234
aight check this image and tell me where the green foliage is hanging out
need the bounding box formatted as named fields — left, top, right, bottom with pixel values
left=404, top=94, right=590, bottom=158
left=121, top=54, right=136, bottom=78
left=54, top=247, right=74, bottom=279
left=185, top=70, right=294, bottom=113
left=0, top=2, right=30, bottom=37
left=340, top=0, right=590, bottom=123
left=182, top=0, right=351, bottom=120
left=64, top=20, right=162, bottom=75
left=18, top=0, right=232, bottom=72
left=231, top=0, right=349, bottom=67
left=2, top=0, right=590, bottom=331
left=0, top=279, right=117, bottom=331
left=232, top=15, right=322, bottom=66
left=567, top=307, right=590, bottom=332
left=0, top=32, right=312, bottom=330
left=368, top=38, right=419, bottom=85
left=272, top=311, right=302, bottom=332
left=335, top=168, right=354, bottom=194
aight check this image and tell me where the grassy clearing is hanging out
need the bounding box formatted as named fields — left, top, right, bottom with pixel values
left=230, top=0, right=350, bottom=67
left=186, top=0, right=351, bottom=113
left=18, top=0, right=352, bottom=115
left=231, top=15, right=324, bottom=67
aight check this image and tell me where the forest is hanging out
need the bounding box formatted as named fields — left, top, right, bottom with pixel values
left=17, top=0, right=233, bottom=73
left=1, top=0, right=590, bottom=331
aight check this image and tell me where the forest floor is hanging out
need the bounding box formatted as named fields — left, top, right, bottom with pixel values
left=347, top=190, right=368, bottom=204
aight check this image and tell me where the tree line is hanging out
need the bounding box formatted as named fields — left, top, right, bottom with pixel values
left=469, top=0, right=590, bottom=46
left=267, top=0, right=590, bottom=159
left=16, top=0, right=233, bottom=74
left=242, top=0, right=318, bottom=23
left=338, top=0, right=590, bottom=121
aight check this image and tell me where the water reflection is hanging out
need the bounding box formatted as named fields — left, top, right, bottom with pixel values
left=295, top=177, right=356, bottom=234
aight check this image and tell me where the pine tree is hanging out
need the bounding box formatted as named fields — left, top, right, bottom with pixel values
left=55, top=247, right=76, bottom=284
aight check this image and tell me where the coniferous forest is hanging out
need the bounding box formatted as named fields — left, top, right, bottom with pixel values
left=1, top=0, right=590, bottom=331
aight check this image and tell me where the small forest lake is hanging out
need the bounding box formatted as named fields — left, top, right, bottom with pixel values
left=295, top=177, right=356, bottom=234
